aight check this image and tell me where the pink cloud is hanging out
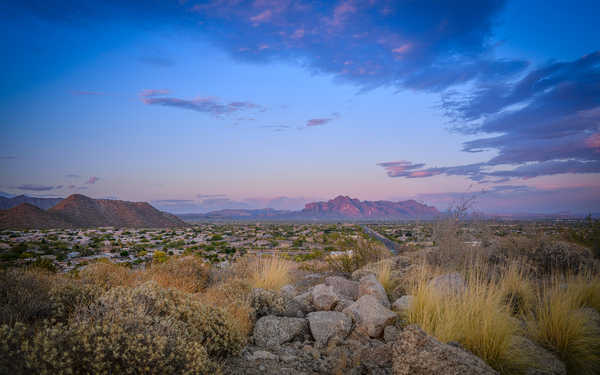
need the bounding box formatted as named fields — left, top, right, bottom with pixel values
left=392, top=43, right=412, bottom=54
left=86, top=176, right=100, bottom=184
left=140, top=89, right=170, bottom=97
left=250, top=9, right=272, bottom=24
left=306, top=118, right=332, bottom=126
left=585, top=133, right=600, bottom=151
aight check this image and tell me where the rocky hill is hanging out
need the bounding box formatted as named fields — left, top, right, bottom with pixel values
left=0, top=203, right=73, bottom=229
left=0, top=195, right=63, bottom=210
left=182, top=195, right=439, bottom=221
left=0, top=194, right=187, bottom=229
left=301, top=195, right=439, bottom=219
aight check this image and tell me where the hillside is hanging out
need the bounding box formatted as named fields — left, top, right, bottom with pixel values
left=0, top=203, right=73, bottom=229
left=0, top=195, right=63, bottom=210
left=0, top=194, right=187, bottom=229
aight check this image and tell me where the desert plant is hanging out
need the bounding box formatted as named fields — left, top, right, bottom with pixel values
left=145, top=256, right=211, bottom=293
left=529, top=281, right=600, bottom=374
left=250, top=256, right=292, bottom=291
left=0, top=269, right=54, bottom=325
left=407, top=269, right=530, bottom=374
left=326, top=238, right=389, bottom=273
left=498, top=262, right=535, bottom=316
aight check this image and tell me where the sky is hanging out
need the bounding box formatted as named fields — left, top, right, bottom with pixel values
left=0, top=0, right=599, bottom=214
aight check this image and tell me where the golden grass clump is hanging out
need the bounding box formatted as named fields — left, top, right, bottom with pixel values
left=529, top=281, right=600, bottom=375
left=498, top=262, right=535, bottom=316
left=250, top=256, right=293, bottom=291
left=374, top=260, right=395, bottom=295
left=407, top=268, right=530, bottom=374
left=200, top=278, right=254, bottom=338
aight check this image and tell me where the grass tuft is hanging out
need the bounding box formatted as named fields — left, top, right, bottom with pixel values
left=250, top=256, right=292, bottom=291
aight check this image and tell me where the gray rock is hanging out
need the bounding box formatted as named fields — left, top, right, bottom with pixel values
left=383, top=325, right=400, bottom=343
left=510, top=336, right=566, bottom=375
left=334, top=298, right=354, bottom=312
left=293, top=291, right=315, bottom=313
left=343, top=295, right=396, bottom=338
left=253, top=315, right=309, bottom=349
left=392, top=295, right=414, bottom=313
left=428, top=273, right=465, bottom=296
left=392, top=325, right=498, bottom=375
left=359, top=274, right=390, bottom=308
left=307, top=311, right=353, bottom=347
left=248, top=350, right=279, bottom=361
left=280, top=284, right=298, bottom=298
left=311, top=284, right=339, bottom=311
left=252, top=288, right=305, bottom=318
left=325, top=276, right=359, bottom=300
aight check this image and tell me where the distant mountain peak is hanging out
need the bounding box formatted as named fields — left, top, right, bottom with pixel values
left=1, top=194, right=187, bottom=229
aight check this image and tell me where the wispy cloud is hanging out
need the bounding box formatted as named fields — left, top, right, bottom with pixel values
left=85, top=176, right=100, bottom=184
left=15, top=184, right=55, bottom=191
left=140, top=90, right=264, bottom=116
left=0, top=156, right=16, bottom=160
left=306, top=118, right=333, bottom=127
left=65, top=174, right=80, bottom=178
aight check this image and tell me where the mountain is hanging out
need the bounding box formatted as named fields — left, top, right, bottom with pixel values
left=180, top=195, right=439, bottom=221
left=0, top=195, right=63, bottom=210
left=0, top=194, right=187, bottom=229
left=300, top=195, right=439, bottom=219
left=180, top=208, right=293, bottom=221
left=0, top=203, right=73, bottom=229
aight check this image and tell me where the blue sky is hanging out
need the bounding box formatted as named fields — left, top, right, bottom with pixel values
left=1, top=0, right=599, bottom=214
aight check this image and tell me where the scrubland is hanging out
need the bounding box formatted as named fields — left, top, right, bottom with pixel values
left=0, top=218, right=599, bottom=374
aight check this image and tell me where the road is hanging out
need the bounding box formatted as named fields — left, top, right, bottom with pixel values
left=360, top=224, right=401, bottom=255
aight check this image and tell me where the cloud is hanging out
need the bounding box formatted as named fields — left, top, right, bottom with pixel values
left=0, top=156, right=16, bottom=160
left=306, top=118, right=333, bottom=127
left=140, top=90, right=263, bottom=116
left=196, top=193, right=227, bottom=199
left=65, top=174, right=80, bottom=178
left=152, top=199, right=195, bottom=204
left=85, top=176, right=100, bottom=184
left=189, top=0, right=524, bottom=92
left=15, top=184, right=55, bottom=191
left=380, top=52, right=600, bottom=182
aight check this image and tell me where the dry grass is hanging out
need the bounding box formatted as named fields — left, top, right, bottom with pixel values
left=200, top=278, right=254, bottom=338
left=498, top=262, right=535, bottom=316
left=78, top=261, right=138, bottom=290
left=565, top=272, right=600, bottom=312
left=374, top=261, right=395, bottom=295
left=529, top=281, right=600, bottom=375
left=407, top=267, right=530, bottom=374
left=249, top=256, right=293, bottom=291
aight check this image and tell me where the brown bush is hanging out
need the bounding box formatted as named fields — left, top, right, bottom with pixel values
left=0, top=269, right=54, bottom=325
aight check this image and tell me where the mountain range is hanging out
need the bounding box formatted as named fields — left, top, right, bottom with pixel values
left=179, top=195, right=440, bottom=221
left=0, top=195, right=63, bottom=210
left=0, top=194, right=187, bottom=229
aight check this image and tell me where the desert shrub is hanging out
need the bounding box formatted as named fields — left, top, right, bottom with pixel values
left=250, top=256, right=292, bottom=291
left=488, top=235, right=595, bottom=276
left=326, top=239, right=390, bottom=273
left=201, top=278, right=254, bottom=338
left=82, top=281, right=245, bottom=358
left=529, top=281, right=600, bottom=375
left=0, top=269, right=54, bottom=325
left=0, top=320, right=218, bottom=375
left=145, top=256, right=211, bottom=293
left=77, top=260, right=137, bottom=290
left=48, top=277, right=101, bottom=322
left=407, top=270, right=530, bottom=374
left=153, top=250, right=168, bottom=263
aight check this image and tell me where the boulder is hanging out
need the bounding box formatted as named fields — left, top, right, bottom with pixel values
left=392, top=325, right=498, bottom=375
left=510, top=336, right=566, bottom=375
left=333, top=298, right=354, bottom=312
left=307, top=311, right=352, bottom=347
left=280, top=284, right=298, bottom=298
left=383, top=325, right=400, bottom=343
left=343, top=295, right=396, bottom=338
left=359, top=274, right=390, bottom=308
left=392, top=295, right=414, bottom=313
left=311, top=284, right=339, bottom=311
left=253, top=315, right=309, bottom=349
left=325, top=276, right=359, bottom=300
left=252, top=288, right=305, bottom=318
left=428, top=273, right=465, bottom=296
left=292, top=291, right=315, bottom=313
